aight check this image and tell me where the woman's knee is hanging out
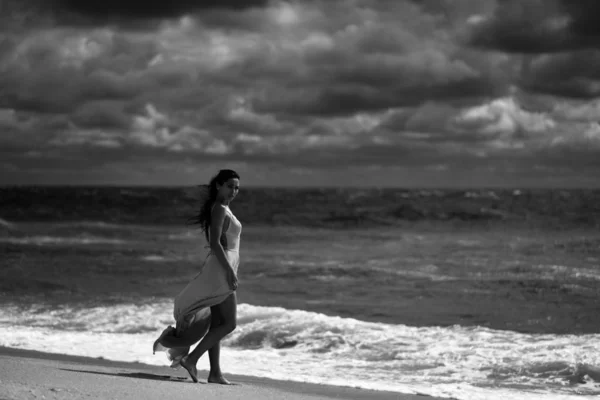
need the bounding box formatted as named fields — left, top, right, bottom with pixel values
left=213, top=294, right=237, bottom=333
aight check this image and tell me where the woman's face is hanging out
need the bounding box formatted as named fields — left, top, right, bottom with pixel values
left=217, top=178, right=240, bottom=202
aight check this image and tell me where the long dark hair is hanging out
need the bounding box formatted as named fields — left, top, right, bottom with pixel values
left=189, top=169, right=240, bottom=241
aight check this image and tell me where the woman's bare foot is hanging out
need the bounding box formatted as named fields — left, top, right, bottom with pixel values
left=153, top=326, right=175, bottom=354
left=180, top=356, right=199, bottom=383
left=208, top=372, right=233, bottom=385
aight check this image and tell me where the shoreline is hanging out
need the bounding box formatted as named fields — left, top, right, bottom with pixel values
left=0, top=346, right=446, bottom=400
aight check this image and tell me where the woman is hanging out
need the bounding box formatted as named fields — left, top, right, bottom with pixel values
left=153, top=169, right=242, bottom=384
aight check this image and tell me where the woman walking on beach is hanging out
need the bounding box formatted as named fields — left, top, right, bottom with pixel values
left=153, top=169, right=242, bottom=384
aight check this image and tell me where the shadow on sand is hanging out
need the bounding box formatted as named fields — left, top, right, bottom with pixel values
left=58, top=368, right=196, bottom=383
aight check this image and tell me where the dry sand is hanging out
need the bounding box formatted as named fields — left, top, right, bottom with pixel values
left=0, top=347, right=444, bottom=400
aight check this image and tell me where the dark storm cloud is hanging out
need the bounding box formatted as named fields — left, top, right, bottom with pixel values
left=58, top=0, right=269, bottom=19
left=0, top=0, right=270, bottom=31
left=0, top=32, right=161, bottom=114
left=467, top=0, right=600, bottom=53
left=520, top=51, right=600, bottom=99
left=559, top=0, right=600, bottom=38
left=1, top=0, right=508, bottom=121
left=2, top=0, right=600, bottom=186
left=71, top=101, right=132, bottom=130
left=466, top=1, right=572, bottom=53
left=0, top=67, right=140, bottom=114
left=243, top=45, right=507, bottom=117
left=466, top=0, right=600, bottom=100
left=249, top=73, right=502, bottom=117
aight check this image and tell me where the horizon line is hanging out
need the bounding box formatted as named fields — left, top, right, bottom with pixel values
left=2, top=183, right=600, bottom=190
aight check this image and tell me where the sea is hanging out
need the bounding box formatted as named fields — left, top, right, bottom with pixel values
left=1, top=186, right=600, bottom=400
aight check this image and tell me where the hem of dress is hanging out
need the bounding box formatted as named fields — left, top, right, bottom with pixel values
left=174, top=289, right=234, bottom=324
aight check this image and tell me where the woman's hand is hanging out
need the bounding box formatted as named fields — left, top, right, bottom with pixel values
left=228, top=271, right=238, bottom=291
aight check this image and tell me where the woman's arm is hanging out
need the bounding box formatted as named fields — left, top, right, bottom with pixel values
left=209, top=204, right=236, bottom=277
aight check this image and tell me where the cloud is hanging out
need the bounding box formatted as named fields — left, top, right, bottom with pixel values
left=0, top=28, right=160, bottom=113
left=465, top=0, right=600, bottom=53
left=558, top=0, right=600, bottom=38
left=2, top=0, right=600, bottom=186
left=379, top=103, right=459, bottom=136
left=374, top=96, right=558, bottom=160
left=128, top=104, right=230, bottom=154
left=553, top=99, right=600, bottom=122
left=0, top=108, right=71, bottom=152
left=465, top=0, right=600, bottom=101
left=0, top=0, right=271, bottom=31
left=57, top=0, right=270, bottom=20
left=233, top=2, right=509, bottom=117
left=71, top=101, right=132, bottom=130
left=466, top=0, right=571, bottom=53
left=364, top=94, right=600, bottom=169
left=453, top=97, right=555, bottom=141
left=519, top=51, right=600, bottom=99
left=0, top=1, right=510, bottom=134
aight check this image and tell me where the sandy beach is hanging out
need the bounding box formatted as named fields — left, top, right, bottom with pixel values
left=0, top=346, right=440, bottom=400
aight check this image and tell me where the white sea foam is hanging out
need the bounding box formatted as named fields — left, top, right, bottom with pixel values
left=141, top=255, right=171, bottom=262
left=0, top=302, right=598, bottom=400
left=533, top=264, right=600, bottom=281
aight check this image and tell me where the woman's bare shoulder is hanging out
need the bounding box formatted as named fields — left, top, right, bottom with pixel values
left=211, top=203, right=227, bottom=214
left=211, top=204, right=230, bottom=224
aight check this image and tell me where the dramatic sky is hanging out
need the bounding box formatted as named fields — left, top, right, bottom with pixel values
left=2, top=0, right=600, bottom=187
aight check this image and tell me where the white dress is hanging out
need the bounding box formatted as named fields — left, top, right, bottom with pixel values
left=174, top=206, right=242, bottom=320
left=157, top=206, right=242, bottom=367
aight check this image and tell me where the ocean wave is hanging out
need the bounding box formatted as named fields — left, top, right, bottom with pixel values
left=0, top=217, right=17, bottom=233
left=532, top=264, right=600, bottom=281
left=141, top=255, right=179, bottom=262
left=0, top=235, right=127, bottom=246
left=53, top=221, right=173, bottom=232
left=0, top=301, right=598, bottom=399
left=0, top=217, right=14, bottom=227
left=56, top=221, right=127, bottom=229
left=3, top=187, right=600, bottom=229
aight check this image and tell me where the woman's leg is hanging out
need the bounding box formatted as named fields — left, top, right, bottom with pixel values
left=180, top=293, right=237, bottom=382
left=207, top=307, right=232, bottom=384
left=207, top=342, right=232, bottom=384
